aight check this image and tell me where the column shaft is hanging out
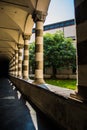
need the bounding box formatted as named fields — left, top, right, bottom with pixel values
left=11, top=57, right=14, bottom=76
left=15, top=50, right=18, bottom=77
left=73, top=0, right=87, bottom=100
left=23, top=35, right=30, bottom=80
left=32, top=10, right=47, bottom=84
left=13, top=56, right=16, bottom=76
left=18, top=44, right=23, bottom=78
left=34, top=21, right=45, bottom=84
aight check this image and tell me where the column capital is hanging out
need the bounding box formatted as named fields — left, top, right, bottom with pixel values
left=32, top=10, right=47, bottom=22
left=12, top=53, right=15, bottom=57
left=17, top=44, right=24, bottom=49
left=15, top=50, right=18, bottom=53
left=23, top=34, right=31, bottom=40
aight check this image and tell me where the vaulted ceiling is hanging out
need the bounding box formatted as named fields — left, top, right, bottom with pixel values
left=0, top=0, right=50, bottom=61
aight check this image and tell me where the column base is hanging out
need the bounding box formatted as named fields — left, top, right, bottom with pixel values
left=33, top=78, right=45, bottom=85
left=17, top=75, right=22, bottom=79
left=23, top=76, right=29, bottom=80
left=70, top=92, right=84, bottom=102
left=70, top=85, right=87, bottom=102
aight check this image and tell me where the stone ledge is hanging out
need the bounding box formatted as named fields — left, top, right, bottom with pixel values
left=56, top=74, right=76, bottom=79
left=10, top=76, right=87, bottom=130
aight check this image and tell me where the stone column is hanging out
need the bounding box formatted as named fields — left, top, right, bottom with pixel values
left=10, top=58, right=13, bottom=76
left=22, top=34, right=30, bottom=80
left=18, top=44, right=23, bottom=78
left=71, top=0, right=87, bottom=100
left=32, top=11, right=47, bottom=84
left=11, top=55, right=15, bottom=76
left=9, top=58, right=13, bottom=76
left=13, top=55, right=16, bottom=76
left=15, top=50, right=18, bottom=77
left=11, top=56, right=14, bottom=76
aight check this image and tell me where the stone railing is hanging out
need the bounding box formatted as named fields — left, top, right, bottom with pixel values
left=10, top=76, right=87, bottom=130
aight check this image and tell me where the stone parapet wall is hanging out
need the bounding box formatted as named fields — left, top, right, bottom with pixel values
left=10, top=76, right=87, bottom=130
left=56, top=74, right=76, bottom=79
left=30, top=74, right=76, bottom=79
left=56, top=68, right=73, bottom=75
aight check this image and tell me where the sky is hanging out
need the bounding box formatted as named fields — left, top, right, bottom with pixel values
left=44, top=0, right=75, bottom=25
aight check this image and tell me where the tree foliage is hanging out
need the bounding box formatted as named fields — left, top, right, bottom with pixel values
left=44, top=31, right=76, bottom=70
left=29, top=42, right=35, bottom=73
left=29, top=31, right=76, bottom=75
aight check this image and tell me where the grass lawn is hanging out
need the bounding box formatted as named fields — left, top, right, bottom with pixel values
left=45, top=79, right=77, bottom=90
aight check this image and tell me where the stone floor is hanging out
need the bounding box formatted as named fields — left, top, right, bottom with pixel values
left=0, top=78, right=61, bottom=130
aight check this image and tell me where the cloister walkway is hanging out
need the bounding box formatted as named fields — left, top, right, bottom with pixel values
left=0, top=78, right=61, bottom=130
left=0, top=0, right=87, bottom=129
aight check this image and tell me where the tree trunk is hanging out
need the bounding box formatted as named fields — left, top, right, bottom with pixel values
left=52, top=66, right=56, bottom=79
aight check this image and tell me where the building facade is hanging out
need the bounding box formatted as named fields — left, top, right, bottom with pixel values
left=30, top=19, right=76, bottom=47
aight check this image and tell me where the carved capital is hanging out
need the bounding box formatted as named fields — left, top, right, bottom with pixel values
left=23, top=34, right=31, bottom=40
left=15, top=50, right=18, bottom=53
left=17, top=44, right=23, bottom=49
left=32, top=10, right=47, bottom=22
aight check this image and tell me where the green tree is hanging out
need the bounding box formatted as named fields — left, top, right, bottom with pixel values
left=29, top=42, right=35, bottom=74
left=44, top=31, right=76, bottom=77
left=29, top=31, right=76, bottom=78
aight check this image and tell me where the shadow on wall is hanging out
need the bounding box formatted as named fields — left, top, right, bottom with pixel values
left=0, top=58, right=9, bottom=78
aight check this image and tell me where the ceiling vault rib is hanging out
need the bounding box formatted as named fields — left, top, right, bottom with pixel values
left=0, top=27, right=19, bottom=31
left=0, top=51, right=14, bottom=54
left=0, top=46, right=15, bottom=50
left=0, top=39, right=15, bottom=42
left=24, top=13, right=29, bottom=31
left=0, top=47, right=14, bottom=49
left=35, top=0, right=38, bottom=9
left=0, top=0, right=29, bottom=8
